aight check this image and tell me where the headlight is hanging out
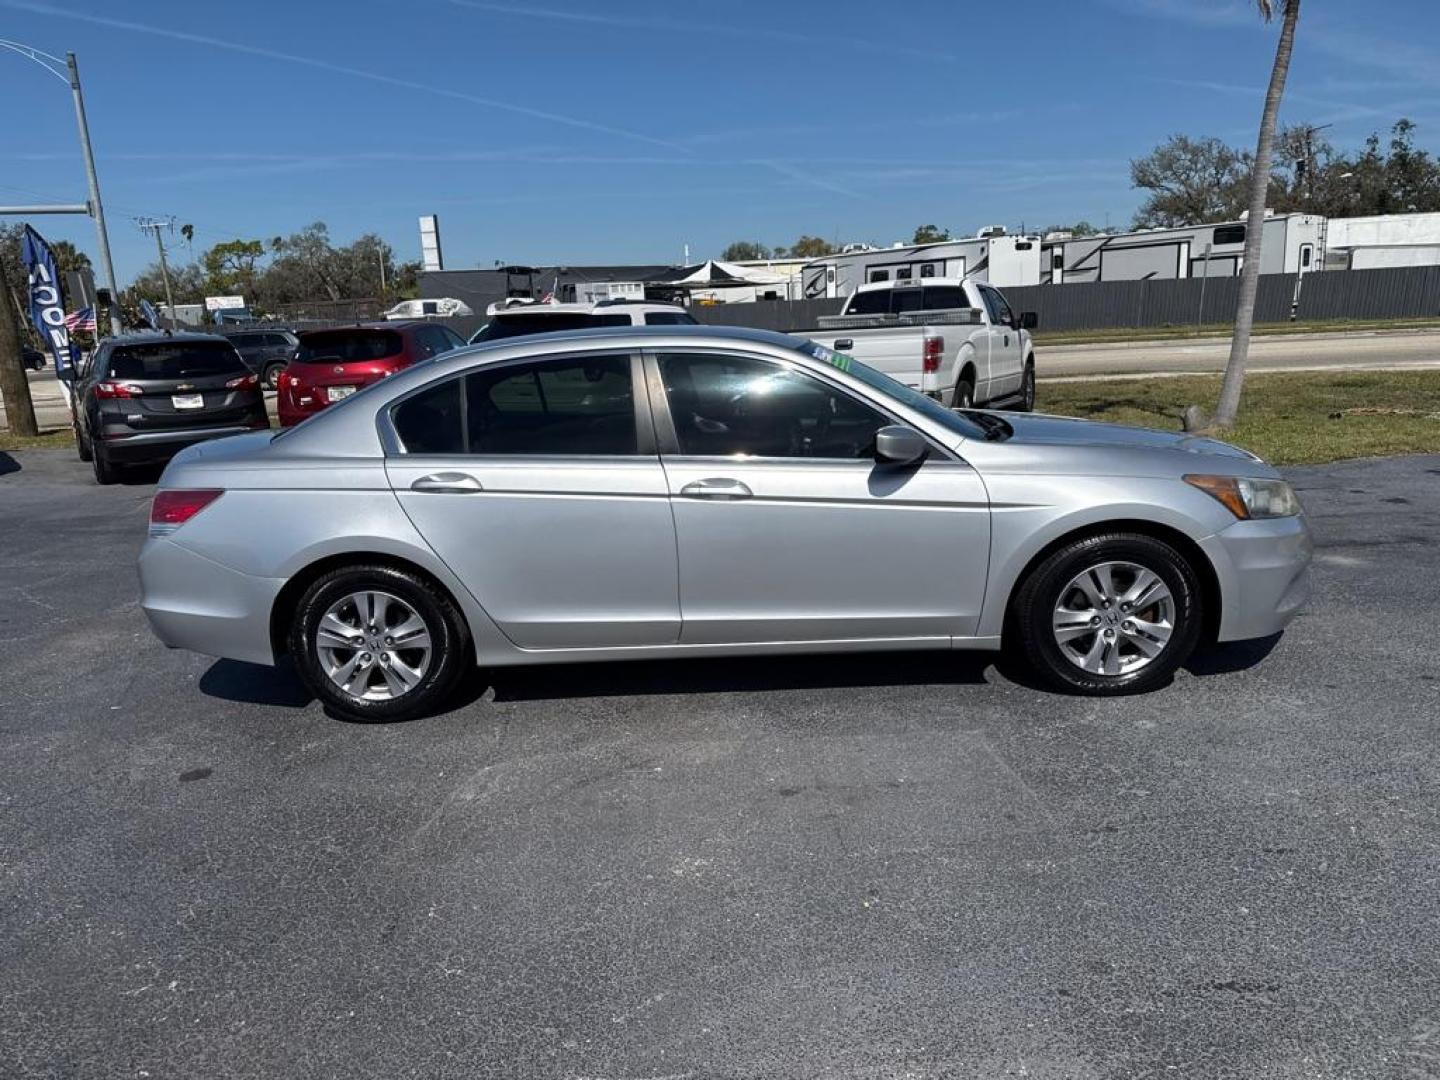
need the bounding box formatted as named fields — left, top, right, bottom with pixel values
left=1184, top=474, right=1301, bottom=519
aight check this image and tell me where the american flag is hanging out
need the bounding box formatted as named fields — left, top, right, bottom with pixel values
left=64, top=306, right=97, bottom=332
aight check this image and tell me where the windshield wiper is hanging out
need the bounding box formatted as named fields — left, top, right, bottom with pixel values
left=958, top=409, right=1013, bottom=441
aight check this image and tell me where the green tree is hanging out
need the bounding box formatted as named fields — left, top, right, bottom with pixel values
left=721, top=240, right=771, bottom=262
left=911, top=224, right=951, bottom=244
left=201, top=238, right=266, bottom=297
left=1041, top=221, right=1101, bottom=237
left=1215, top=0, right=1301, bottom=431
left=786, top=235, right=836, bottom=259
left=1130, top=135, right=1252, bottom=227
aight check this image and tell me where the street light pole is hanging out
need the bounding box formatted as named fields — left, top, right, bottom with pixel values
left=66, top=52, right=122, bottom=337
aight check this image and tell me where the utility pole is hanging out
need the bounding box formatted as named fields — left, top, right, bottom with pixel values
left=136, top=218, right=176, bottom=326
left=66, top=52, right=122, bottom=337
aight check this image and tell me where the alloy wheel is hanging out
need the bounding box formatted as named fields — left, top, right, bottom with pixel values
left=315, top=590, right=433, bottom=701
left=1051, top=560, right=1175, bottom=676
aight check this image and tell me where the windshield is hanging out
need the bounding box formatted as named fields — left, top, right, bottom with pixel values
left=798, top=341, right=991, bottom=442
left=472, top=312, right=631, bottom=341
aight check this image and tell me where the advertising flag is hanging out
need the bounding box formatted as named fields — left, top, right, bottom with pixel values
left=19, top=226, right=73, bottom=374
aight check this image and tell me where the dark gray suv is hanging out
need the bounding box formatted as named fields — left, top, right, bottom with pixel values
left=221, top=327, right=299, bottom=388
left=63, top=332, right=269, bottom=484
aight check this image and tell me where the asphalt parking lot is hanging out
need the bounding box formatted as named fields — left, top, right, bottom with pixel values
left=2, top=447, right=1438, bottom=1079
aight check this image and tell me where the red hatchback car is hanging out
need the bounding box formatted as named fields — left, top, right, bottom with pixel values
left=277, top=322, right=466, bottom=427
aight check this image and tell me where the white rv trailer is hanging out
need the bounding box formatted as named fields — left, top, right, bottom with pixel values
left=1041, top=213, right=1325, bottom=285
left=1323, top=211, right=1440, bottom=270
left=801, top=231, right=1041, bottom=299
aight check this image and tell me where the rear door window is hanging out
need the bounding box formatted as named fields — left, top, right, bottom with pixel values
left=297, top=330, right=403, bottom=362
left=107, top=342, right=246, bottom=380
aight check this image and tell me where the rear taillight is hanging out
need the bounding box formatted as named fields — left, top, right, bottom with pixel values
left=95, top=381, right=144, bottom=399
left=149, top=489, right=223, bottom=536
left=922, top=336, right=945, bottom=375
left=225, top=373, right=259, bottom=390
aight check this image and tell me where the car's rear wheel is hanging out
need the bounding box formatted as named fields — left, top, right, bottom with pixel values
left=952, top=375, right=976, bottom=409
left=92, top=446, right=118, bottom=485
left=289, top=564, right=467, bottom=721
left=75, top=421, right=93, bottom=462
left=1012, top=532, right=1202, bottom=695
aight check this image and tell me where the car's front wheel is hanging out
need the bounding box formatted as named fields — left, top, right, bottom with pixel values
left=1011, top=532, right=1203, bottom=695
left=262, top=361, right=287, bottom=390
left=288, top=564, right=468, bottom=721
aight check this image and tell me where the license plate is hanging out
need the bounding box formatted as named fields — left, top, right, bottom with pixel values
left=327, top=385, right=357, bottom=401
left=172, top=394, right=204, bottom=409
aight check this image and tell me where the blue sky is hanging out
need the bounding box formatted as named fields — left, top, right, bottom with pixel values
left=4, top=0, right=1440, bottom=285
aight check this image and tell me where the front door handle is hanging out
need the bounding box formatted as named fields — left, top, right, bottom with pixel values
left=834, top=338, right=854, bottom=351
left=679, top=477, right=753, bottom=501
left=411, top=471, right=484, bottom=494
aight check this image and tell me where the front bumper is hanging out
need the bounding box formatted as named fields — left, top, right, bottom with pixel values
left=138, top=537, right=285, bottom=665
left=1202, top=513, right=1313, bottom=642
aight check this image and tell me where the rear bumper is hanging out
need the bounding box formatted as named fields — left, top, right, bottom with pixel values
left=138, top=537, right=284, bottom=665
left=100, top=422, right=267, bottom=464
left=1202, top=513, right=1313, bottom=642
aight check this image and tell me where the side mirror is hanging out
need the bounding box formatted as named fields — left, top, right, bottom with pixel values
left=874, top=425, right=928, bottom=466
left=1018, top=311, right=1038, bottom=330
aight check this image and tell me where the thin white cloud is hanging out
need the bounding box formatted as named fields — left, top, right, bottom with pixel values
left=1097, top=0, right=1258, bottom=28
left=445, top=0, right=957, bottom=62
left=0, top=0, right=684, bottom=149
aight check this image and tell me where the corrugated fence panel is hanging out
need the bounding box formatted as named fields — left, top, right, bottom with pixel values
left=685, top=267, right=1440, bottom=335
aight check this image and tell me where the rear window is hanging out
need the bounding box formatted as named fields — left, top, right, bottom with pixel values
left=296, top=330, right=403, bottom=363
left=846, top=289, right=892, bottom=316
left=643, top=311, right=698, bottom=326
left=107, top=342, right=245, bottom=380
left=472, top=312, right=632, bottom=341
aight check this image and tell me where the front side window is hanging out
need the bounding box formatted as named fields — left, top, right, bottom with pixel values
left=658, top=352, right=888, bottom=460
left=391, top=354, right=638, bottom=456
left=979, top=286, right=1014, bottom=327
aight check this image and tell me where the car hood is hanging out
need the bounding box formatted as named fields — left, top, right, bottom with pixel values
left=960, top=411, right=1271, bottom=478
left=997, top=411, right=1258, bottom=457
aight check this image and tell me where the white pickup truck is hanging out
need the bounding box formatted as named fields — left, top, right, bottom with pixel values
left=803, top=278, right=1037, bottom=410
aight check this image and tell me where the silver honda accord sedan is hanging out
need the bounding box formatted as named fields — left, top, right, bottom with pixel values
left=139, top=326, right=1311, bottom=721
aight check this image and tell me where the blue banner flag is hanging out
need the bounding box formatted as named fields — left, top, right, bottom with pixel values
left=19, top=226, right=73, bottom=374
left=138, top=298, right=161, bottom=330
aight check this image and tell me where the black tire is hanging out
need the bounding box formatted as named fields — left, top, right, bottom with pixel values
left=1018, top=362, right=1036, bottom=412
left=262, top=361, right=286, bottom=390
left=75, top=422, right=93, bottom=462
left=92, top=446, right=118, bottom=485
left=952, top=374, right=976, bottom=409
left=1011, top=532, right=1203, bottom=695
left=288, top=563, right=468, bottom=722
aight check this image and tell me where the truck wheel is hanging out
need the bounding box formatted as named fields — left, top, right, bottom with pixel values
left=1011, top=532, right=1203, bottom=695
left=952, top=376, right=975, bottom=409
left=1018, top=363, right=1036, bottom=412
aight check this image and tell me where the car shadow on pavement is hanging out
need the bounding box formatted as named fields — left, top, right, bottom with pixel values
left=0, top=452, right=19, bottom=477
left=199, top=658, right=314, bottom=708
left=487, top=649, right=995, bottom=703
left=1184, top=632, right=1283, bottom=676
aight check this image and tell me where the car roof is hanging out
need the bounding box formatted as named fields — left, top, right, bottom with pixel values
left=104, top=331, right=232, bottom=346
left=463, top=323, right=803, bottom=351
left=490, top=302, right=685, bottom=316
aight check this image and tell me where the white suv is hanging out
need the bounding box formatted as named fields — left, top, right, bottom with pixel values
left=469, top=301, right=697, bottom=343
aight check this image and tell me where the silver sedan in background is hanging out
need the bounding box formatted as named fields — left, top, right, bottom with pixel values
left=139, top=327, right=1311, bottom=721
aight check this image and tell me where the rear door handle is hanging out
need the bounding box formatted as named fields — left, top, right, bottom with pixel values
left=679, top=477, right=753, bottom=501
left=411, top=471, right=483, bottom=494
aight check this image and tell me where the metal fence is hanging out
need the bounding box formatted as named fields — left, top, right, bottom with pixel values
left=686, top=266, right=1440, bottom=335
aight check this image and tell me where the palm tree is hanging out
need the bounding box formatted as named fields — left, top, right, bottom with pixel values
left=1213, top=0, right=1301, bottom=430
